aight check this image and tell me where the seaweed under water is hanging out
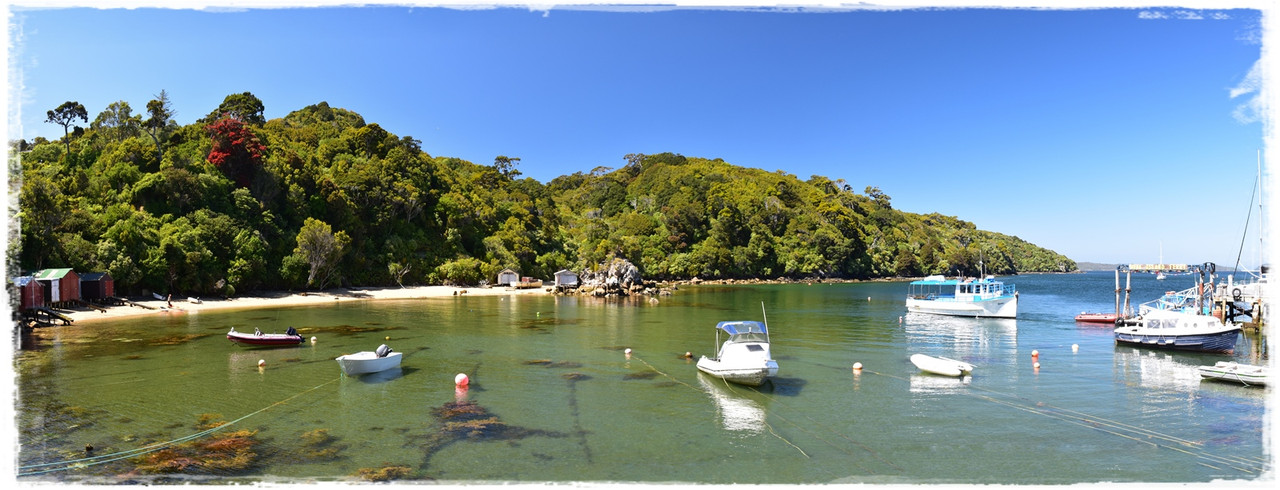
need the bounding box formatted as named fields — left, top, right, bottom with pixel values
left=125, top=414, right=262, bottom=477
left=408, top=399, right=567, bottom=478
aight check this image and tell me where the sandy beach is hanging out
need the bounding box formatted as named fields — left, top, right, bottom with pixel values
left=54, top=285, right=552, bottom=325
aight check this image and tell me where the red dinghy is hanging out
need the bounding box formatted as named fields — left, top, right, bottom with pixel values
left=227, top=327, right=305, bottom=347
left=1074, top=312, right=1118, bottom=324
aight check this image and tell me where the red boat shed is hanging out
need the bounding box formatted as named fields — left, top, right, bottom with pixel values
left=33, top=268, right=81, bottom=306
left=79, top=272, right=115, bottom=301
left=12, top=276, right=45, bottom=311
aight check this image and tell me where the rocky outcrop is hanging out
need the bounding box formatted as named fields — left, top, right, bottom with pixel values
left=571, top=258, right=673, bottom=297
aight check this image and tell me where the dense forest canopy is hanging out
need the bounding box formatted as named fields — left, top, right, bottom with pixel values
left=9, top=93, right=1076, bottom=296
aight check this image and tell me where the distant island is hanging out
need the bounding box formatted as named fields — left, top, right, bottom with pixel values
left=12, top=93, right=1076, bottom=297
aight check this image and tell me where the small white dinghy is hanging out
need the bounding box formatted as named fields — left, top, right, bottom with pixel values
left=336, top=344, right=402, bottom=376
left=910, top=353, right=973, bottom=377
left=1197, top=361, right=1268, bottom=386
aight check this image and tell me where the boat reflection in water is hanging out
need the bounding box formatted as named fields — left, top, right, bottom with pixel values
left=908, top=374, right=972, bottom=394
left=903, top=313, right=1017, bottom=369
left=1112, top=347, right=1208, bottom=393
left=697, top=372, right=767, bottom=434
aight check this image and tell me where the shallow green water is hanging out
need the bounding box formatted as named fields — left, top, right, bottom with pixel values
left=12, top=273, right=1272, bottom=483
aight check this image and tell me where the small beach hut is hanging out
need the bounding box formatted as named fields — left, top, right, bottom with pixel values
left=497, top=269, right=519, bottom=287
left=80, top=272, right=115, bottom=301
left=13, top=276, right=45, bottom=311
left=34, top=268, right=81, bottom=306
left=554, top=269, right=579, bottom=289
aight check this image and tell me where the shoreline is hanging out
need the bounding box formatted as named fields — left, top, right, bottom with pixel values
left=51, top=285, right=552, bottom=326
left=38, top=272, right=1057, bottom=327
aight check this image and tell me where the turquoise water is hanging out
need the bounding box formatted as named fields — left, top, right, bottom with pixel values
left=12, top=272, right=1272, bottom=484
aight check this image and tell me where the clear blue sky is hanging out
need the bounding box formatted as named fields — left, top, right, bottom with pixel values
left=4, top=2, right=1273, bottom=268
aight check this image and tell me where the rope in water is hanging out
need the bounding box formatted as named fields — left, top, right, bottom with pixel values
left=629, top=355, right=810, bottom=459
left=19, top=376, right=340, bottom=477
left=718, top=370, right=904, bottom=474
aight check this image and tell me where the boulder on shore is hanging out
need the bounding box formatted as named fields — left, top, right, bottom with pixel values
left=573, top=258, right=671, bottom=297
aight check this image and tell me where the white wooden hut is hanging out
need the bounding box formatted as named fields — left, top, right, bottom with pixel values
left=497, top=269, right=519, bottom=287
left=554, top=269, right=579, bottom=289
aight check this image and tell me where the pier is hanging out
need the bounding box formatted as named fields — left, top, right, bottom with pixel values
left=1127, top=263, right=1190, bottom=273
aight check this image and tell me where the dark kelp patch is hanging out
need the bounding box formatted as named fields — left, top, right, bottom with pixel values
left=410, top=399, right=566, bottom=477
left=287, top=429, right=347, bottom=462
left=148, top=333, right=208, bottom=346
left=355, top=464, right=415, bottom=481
left=127, top=414, right=260, bottom=476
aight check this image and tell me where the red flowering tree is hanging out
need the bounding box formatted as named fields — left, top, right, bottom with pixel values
left=206, top=116, right=266, bottom=187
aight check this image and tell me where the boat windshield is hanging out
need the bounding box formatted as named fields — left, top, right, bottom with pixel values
left=716, top=321, right=770, bottom=342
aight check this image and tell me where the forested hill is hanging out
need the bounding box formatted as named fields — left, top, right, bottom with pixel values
left=13, top=94, right=1076, bottom=296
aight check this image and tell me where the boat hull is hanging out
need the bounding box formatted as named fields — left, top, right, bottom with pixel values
left=696, top=356, right=778, bottom=387
left=1113, top=328, right=1239, bottom=353
left=335, top=351, right=403, bottom=376
left=906, top=294, right=1018, bottom=318
left=1074, top=313, right=1117, bottom=324
left=910, top=354, right=973, bottom=377
left=1197, top=361, right=1268, bottom=386
left=227, top=331, right=304, bottom=347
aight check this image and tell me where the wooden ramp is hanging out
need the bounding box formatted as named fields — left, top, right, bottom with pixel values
left=118, top=297, right=157, bottom=310
left=27, top=307, right=74, bottom=326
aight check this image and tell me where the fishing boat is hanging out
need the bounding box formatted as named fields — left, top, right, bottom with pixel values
left=905, top=274, right=1018, bottom=318
left=1113, top=264, right=1241, bottom=353
left=1074, top=312, right=1117, bottom=324
left=1197, top=361, right=1268, bottom=386
left=336, top=344, right=402, bottom=376
left=696, top=320, right=779, bottom=387
left=1114, top=308, right=1240, bottom=353
left=227, top=327, right=304, bottom=347
left=909, top=353, right=974, bottom=377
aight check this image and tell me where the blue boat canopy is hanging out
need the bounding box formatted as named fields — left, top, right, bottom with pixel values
left=715, top=320, right=768, bottom=336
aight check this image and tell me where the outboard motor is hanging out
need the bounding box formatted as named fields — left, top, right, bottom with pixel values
left=376, top=344, right=392, bottom=358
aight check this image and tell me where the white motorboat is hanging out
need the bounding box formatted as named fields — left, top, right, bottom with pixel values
left=1197, top=361, right=1268, bottom=386
left=696, top=320, right=779, bottom=387
left=336, top=344, right=402, bottom=376
left=910, top=353, right=974, bottom=377
left=905, top=274, right=1018, bottom=318
left=1114, top=308, right=1241, bottom=353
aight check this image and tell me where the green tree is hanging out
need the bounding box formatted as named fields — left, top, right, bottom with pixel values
left=46, top=100, right=88, bottom=154
left=291, top=217, right=350, bottom=289
left=205, top=92, right=266, bottom=126
left=143, top=90, right=175, bottom=162
left=493, top=155, right=521, bottom=180
left=91, top=100, right=141, bottom=142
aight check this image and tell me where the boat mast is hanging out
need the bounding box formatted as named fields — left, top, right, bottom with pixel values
left=760, top=301, right=771, bottom=342
left=1232, top=149, right=1262, bottom=277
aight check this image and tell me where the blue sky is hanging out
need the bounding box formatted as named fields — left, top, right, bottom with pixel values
left=4, top=1, right=1274, bottom=268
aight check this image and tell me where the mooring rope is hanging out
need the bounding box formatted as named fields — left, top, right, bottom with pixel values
left=19, top=376, right=341, bottom=477
left=733, top=374, right=903, bottom=474
left=629, top=355, right=811, bottom=459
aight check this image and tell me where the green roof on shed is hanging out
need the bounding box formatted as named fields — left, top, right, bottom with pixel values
left=33, top=268, right=75, bottom=279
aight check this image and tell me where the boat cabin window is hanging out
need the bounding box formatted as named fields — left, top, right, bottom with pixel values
left=745, top=344, right=764, bottom=352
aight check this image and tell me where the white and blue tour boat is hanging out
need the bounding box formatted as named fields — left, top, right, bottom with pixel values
left=905, top=275, right=1018, bottom=319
